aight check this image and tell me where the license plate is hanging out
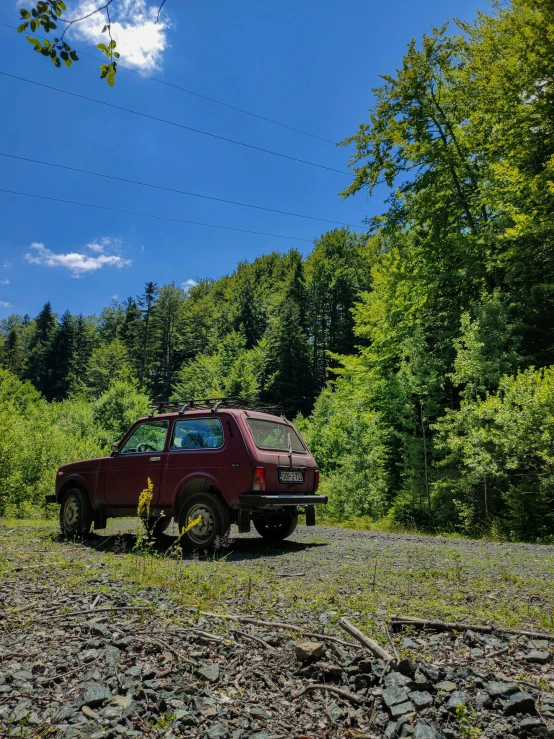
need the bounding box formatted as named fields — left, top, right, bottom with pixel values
left=279, top=469, right=304, bottom=484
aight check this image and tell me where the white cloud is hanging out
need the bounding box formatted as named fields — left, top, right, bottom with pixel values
left=0, top=301, right=12, bottom=308
left=2, top=261, right=12, bottom=268
left=0, top=279, right=9, bottom=285
left=182, top=279, right=198, bottom=292
left=25, top=242, right=132, bottom=278
left=67, top=0, right=170, bottom=72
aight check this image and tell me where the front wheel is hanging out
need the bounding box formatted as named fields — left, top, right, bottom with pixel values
left=253, top=514, right=298, bottom=543
left=60, top=488, right=93, bottom=537
left=177, top=493, right=231, bottom=552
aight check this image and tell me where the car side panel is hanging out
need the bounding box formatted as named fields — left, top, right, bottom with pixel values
left=162, top=413, right=253, bottom=509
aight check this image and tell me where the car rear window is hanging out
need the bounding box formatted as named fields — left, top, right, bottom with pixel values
left=246, top=418, right=305, bottom=453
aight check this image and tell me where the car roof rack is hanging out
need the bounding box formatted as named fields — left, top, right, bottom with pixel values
left=148, top=397, right=281, bottom=417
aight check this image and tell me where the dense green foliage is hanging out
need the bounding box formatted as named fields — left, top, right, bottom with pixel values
left=2, top=0, right=554, bottom=540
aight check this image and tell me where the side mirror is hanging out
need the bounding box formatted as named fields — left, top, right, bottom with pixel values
left=110, top=442, right=120, bottom=457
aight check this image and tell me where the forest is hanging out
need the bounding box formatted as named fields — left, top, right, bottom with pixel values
left=1, top=0, right=553, bottom=541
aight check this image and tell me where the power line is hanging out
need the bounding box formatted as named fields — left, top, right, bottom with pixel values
left=0, top=188, right=314, bottom=242
left=0, top=151, right=357, bottom=227
left=0, top=71, right=351, bottom=177
left=0, top=20, right=341, bottom=146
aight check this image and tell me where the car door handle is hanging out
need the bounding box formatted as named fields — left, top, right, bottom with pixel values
left=149, top=456, right=161, bottom=462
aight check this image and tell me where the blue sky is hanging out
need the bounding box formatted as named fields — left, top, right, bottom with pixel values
left=0, top=0, right=483, bottom=318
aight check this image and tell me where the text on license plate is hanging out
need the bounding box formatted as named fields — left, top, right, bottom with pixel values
left=279, top=470, right=304, bottom=483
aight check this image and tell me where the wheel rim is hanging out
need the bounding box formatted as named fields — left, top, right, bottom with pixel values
left=186, top=504, right=215, bottom=544
left=63, top=495, right=79, bottom=530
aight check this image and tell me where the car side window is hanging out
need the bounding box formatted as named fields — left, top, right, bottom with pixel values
left=170, top=418, right=224, bottom=450
left=120, top=421, right=169, bottom=454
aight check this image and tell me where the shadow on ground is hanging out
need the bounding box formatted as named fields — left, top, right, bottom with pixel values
left=56, top=530, right=327, bottom=562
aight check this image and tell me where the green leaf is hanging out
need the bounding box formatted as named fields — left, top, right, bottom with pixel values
left=97, top=43, right=107, bottom=51
left=43, top=38, right=51, bottom=47
left=25, top=35, right=40, bottom=45
left=30, top=19, right=38, bottom=31
left=113, top=52, right=120, bottom=58
left=19, top=9, right=31, bottom=18
left=59, top=1, right=66, bottom=9
left=109, top=39, right=117, bottom=49
left=64, top=58, right=72, bottom=67
left=17, top=23, right=29, bottom=33
left=60, top=50, right=68, bottom=60
left=69, top=51, right=79, bottom=61
left=107, top=71, right=116, bottom=87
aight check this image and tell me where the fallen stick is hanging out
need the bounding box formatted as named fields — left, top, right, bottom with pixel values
left=293, top=683, right=373, bottom=705
left=391, top=615, right=493, bottom=634
left=194, top=610, right=358, bottom=648
left=275, top=572, right=305, bottom=578
left=232, top=628, right=276, bottom=652
left=339, top=617, right=394, bottom=662
left=487, top=646, right=510, bottom=658
left=90, top=594, right=101, bottom=611
left=50, top=605, right=154, bottom=619
left=391, top=615, right=554, bottom=641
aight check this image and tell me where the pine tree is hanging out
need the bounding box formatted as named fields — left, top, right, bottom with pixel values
left=117, top=297, right=142, bottom=378
left=49, top=310, right=76, bottom=400
left=138, top=282, right=158, bottom=387
left=3, top=328, right=24, bottom=375
left=24, top=302, right=57, bottom=398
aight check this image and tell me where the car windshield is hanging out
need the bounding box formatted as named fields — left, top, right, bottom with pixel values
left=246, top=418, right=305, bottom=453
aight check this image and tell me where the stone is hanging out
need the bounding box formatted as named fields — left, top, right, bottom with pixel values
left=250, top=733, right=270, bottom=739
left=327, top=703, right=343, bottom=721
left=524, top=651, right=551, bottom=665
left=79, top=683, right=112, bottom=708
left=12, top=670, right=33, bottom=681
left=486, top=681, right=519, bottom=698
left=503, top=692, right=536, bottom=716
left=383, top=685, right=410, bottom=708
left=420, top=665, right=441, bottom=683
left=385, top=722, right=398, bottom=739
left=410, top=691, right=433, bottom=710
left=205, top=724, right=229, bottom=739
left=470, top=648, right=484, bottom=659
left=80, top=649, right=101, bottom=664
left=390, top=701, right=414, bottom=719
left=249, top=706, right=268, bottom=719
left=397, top=659, right=417, bottom=677
left=414, top=721, right=444, bottom=739
left=436, top=681, right=457, bottom=693
left=295, top=641, right=325, bottom=662
left=385, top=672, right=412, bottom=688
left=81, top=706, right=97, bottom=719
left=27, top=712, right=40, bottom=727
left=402, top=638, right=416, bottom=648
left=446, top=691, right=466, bottom=712
left=519, top=717, right=545, bottom=733
left=197, top=663, right=220, bottom=682
left=475, top=692, right=491, bottom=711
left=463, top=630, right=479, bottom=647
left=529, top=640, right=549, bottom=650
left=90, top=623, right=110, bottom=638
left=411, top=670, right=433, bottom=692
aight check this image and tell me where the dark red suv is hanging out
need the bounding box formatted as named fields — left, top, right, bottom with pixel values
left=47, top=399, right=327, bottom=549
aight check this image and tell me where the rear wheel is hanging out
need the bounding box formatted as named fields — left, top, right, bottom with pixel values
left=60, top=488, right=93, bottom=537
left=142, top=515, right=172, bottom=539
left=253, top=514, right=298, bottom=543
left=177, top=493, right=231, bottom=552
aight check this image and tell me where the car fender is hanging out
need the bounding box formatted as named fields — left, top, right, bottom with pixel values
left=172, top=472, right=229, bottom=514
left=56, top=471, right=98, bottom=506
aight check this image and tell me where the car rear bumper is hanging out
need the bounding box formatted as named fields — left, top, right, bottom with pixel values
left=238, top=494, right=328, bottom=508
left=45, top=494, right=57, bottom=504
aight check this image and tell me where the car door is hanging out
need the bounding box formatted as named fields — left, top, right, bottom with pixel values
left=103, top=420, right=169, bottom=509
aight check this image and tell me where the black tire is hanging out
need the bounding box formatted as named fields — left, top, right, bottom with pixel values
left=177, top=493, right=231, bottom=552
left=60, top=487, right=93, bottom=537
left=142, top=515, right=172, bottom=539
left=253, top=514, right=298, bottom=543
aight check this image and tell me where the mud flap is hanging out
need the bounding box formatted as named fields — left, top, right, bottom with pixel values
left=94, top=510, right=107, bottom=531
left=238, top=509, right=251, bottom=533
left=305, top=505, right=316, bottom=526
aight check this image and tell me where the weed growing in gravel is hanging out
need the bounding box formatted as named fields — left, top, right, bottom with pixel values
left=456, top=704, right=482, bottom=738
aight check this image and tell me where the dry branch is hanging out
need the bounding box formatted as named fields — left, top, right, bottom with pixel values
left=339, top=617, right=394, bottom=662
left=293, top=683, right=373, bottom=704
left=391, top=615, right=554, bottom=640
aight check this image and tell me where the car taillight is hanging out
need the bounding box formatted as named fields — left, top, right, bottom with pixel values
left=314, top=470, right=320, bottom=491
left=252, top=467, right=266, bottom=492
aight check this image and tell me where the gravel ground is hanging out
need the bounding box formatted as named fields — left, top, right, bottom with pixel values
left=0, top=522, right=553, bottom=738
